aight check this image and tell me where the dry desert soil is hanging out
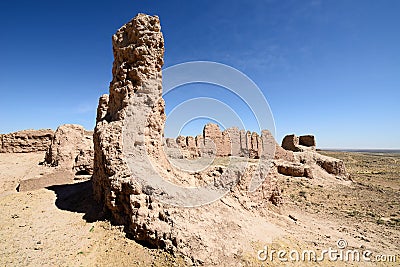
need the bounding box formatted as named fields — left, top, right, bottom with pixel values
left=0, top=151, right=399, bottom=266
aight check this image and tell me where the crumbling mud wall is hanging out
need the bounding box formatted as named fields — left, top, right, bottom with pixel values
left=164, top=124, right=267, bottom=159
left=281, top=134, right=348, bottom=178
left=92, top=14, right=285, bottom=265
left=93, top=13, right=170, bottom=228
left=0, top=129, right=54, bottom=153
left=45, top=124, right=94, bottom=175
left=164, top=125, right=299, bottom=161
left=164, top=130, right=348, bottom=180
left=92, top=13, right=349, bottom=265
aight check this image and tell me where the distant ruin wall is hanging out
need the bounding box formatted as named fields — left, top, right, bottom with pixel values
left=45, top=124, right=94, bottom=174
left=281, top=133, right=316, bottom=152
left=0, top=129, right=54, bottom=153
left=0, top=125, right=95, bottom=176
left=164, top=124, right=264, bottom=159
left=165, top=130, right=348, bottom=179
left=164, top=123, right=295, bottom=161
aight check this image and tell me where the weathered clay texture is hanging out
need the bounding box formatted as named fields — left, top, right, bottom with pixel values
left=163, top=124, right=286, bottom=160
left=282, top=134, right=300, bottom=152
left=280, top=133, right=348, bottom=179
left=282, top=133, right=317, bottom=152
left=93, top=13, right=349, bottom=265
left=92, top=14, right=283, bottom=265
left=45, top=124, right=93, bottom=174
left=0, top=129, right=54, bottom=153
left=299, top=134, right=316, bottom=147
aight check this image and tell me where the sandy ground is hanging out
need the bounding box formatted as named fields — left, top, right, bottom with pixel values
left=0, top=151, right=399, bottom=266
left=273, top=151, right=400, bottom=266
left=0, top=153, right=52, bottom=195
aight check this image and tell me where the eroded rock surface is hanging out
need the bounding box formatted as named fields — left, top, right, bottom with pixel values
left=45, top=124, right=93, bottom=174
left=164, top=124, right=282, bottom=160
left=276, top=161, right=313, bottom=178
left=281, top=133, right=348, bottom=179
left=282, top=134, right=300, bottom=152
left=92, top=13, right=349, bottom=265
left=299, top=134, right=316, bottom=147
left=92, top=14, right=283, bottom=265
left=0, top=129, right=54, bottom=153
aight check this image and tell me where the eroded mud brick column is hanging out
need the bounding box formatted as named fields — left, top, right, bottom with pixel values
left=93, top=14, right=165, bottom=222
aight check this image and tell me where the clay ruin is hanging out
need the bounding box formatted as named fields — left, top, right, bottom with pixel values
left=164, top=124, right=265, bottom=159
left=45, top=124, right=94, bottom=175
left=0, top=125, right=94, bottom=176
left=91, top=13, right=349, bottom=265
left=164, top=127, right=348, bottom=179
left=0, top=129, right=54, bottom=153
left=0, top=13, right=350, bottom=265
left=282, top=133, right=316, bottom=152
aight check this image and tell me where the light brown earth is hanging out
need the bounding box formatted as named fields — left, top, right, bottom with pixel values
left=0, top=151, right=399, bottom=266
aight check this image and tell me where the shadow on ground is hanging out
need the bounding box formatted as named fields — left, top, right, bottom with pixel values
left=47, top=180, right=106, bottom=223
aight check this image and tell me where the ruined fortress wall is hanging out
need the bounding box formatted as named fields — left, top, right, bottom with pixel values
left=164, top=123, right=294, bottom=161
left=0, top=129, right=54, bottom=153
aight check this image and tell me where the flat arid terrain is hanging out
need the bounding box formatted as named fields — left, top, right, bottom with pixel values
left=0, top=151, right=398, bottom=266
left=1, top=1, right=399, bottom=266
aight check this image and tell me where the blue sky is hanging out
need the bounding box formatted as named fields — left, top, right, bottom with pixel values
left=0, top=0, right=399, bottom=149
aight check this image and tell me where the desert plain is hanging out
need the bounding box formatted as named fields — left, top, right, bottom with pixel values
left=0, top=150, right=398, bottom=266
left=0, top=12, right=399, bottom=267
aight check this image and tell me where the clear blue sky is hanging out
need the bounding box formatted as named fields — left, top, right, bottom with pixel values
left=0, top=0, right=399, bottom=149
